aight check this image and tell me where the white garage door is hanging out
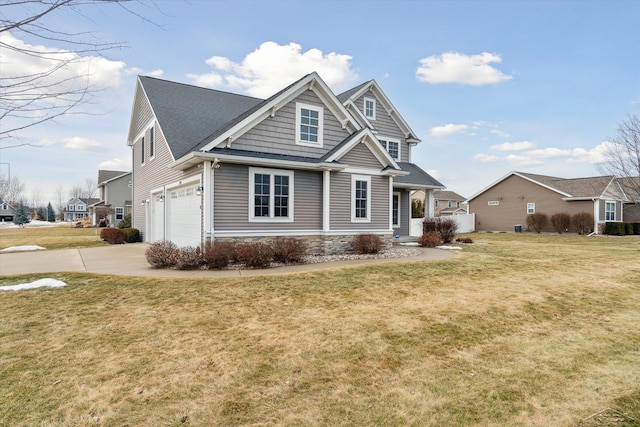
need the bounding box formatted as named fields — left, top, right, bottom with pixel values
left=166, top=183, right=201, bottom=247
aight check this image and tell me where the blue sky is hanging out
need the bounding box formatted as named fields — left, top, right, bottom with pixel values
left=2, top=0, right=639, bottom=204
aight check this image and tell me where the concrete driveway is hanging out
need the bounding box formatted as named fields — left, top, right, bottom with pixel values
left=0, top=243, right=455, bottom=278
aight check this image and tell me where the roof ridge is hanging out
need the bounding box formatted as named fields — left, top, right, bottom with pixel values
left=139, top=75, right=263, bottom=102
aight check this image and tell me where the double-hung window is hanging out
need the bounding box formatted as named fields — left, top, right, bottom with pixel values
left=296, top=103, right=323, bottom=147
left=249, top=168, right=294, bottom=222
left=378, top=138, right=400, bottom=160
left=364, top=97, right=376, bottom=120
left=351, top=175, right=371, bottom=223
left=527, top=203, right=535, bottom=214
left=115, top=207, right=124, bottom=220
left=605, top=201, right=616, bottom=221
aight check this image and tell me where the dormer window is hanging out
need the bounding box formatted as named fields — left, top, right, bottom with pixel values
left=364, top=97, right=376, bottom=120
left=296, top=102, right=323, bottom=147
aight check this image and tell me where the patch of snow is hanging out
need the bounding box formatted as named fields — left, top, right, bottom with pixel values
left=399, top=242, right=420, bottom=246
left=0, top=278, right=67, bottom=291
left=1, top=245, right=46, bottom=252
left=436, top=245, right=462, bottom=250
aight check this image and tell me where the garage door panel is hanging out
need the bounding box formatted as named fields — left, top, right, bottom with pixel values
left=167, top=184, right=201, bottom=247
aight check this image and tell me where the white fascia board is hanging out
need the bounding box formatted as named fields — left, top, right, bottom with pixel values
left=324, top=128, right=400, bottom=170
left=513, top=172, right=572, bottom=197
left=394, top=182, right=445, bottom=190
left=345, top=80, right=421, bottom=143
left=199, top=73, right=360, bottom=152
left=344, top=100, right=374, bottom=130
left=170, top=151, right=346, bottom=172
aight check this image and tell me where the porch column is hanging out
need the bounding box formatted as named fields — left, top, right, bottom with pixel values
left=593, top=199, right=600, bottom=234
left=323, top=169, right=330, bottom=232
left=424, top=189, right=435, bottom=218
left=389, top=177, right=394, bottom=231
left=203, top=161, right=213, bottom=242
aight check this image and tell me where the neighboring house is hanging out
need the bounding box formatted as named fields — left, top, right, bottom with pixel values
left=89, top=170, right=132, bottom=227
left=618, top=176, right=640, bottom=222
left=467, top=171, right=628, bottom=233
left=433, top=190, right=467, bottom=216
left=63, top=197, right=99, bottom=221
left=127, top=72, right=444, bottom=252
left=0, top=198, right=16, bottom=222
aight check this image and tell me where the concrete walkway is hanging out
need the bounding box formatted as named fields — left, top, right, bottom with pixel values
left=0, top=243, right=456, bottom=278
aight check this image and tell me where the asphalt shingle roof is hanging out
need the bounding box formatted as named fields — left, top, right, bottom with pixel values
left=518, top=172, right=614, bottom=198
left=139, top=76, right=263, bottom=160
left=395, top=162, right=445, bottom=188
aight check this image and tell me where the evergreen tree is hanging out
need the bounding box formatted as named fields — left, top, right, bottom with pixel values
left=37, top=207, right=46, bottom=221
left=47, top=202, right=56, bottom=222
left=13, top=204, right=31, bottom=227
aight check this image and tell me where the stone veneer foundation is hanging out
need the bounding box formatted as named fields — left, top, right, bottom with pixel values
left=211, top=234, right=394, bottom=255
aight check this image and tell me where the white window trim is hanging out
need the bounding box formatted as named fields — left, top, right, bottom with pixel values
left=140, top=135, right=146, bottom=166
left=295, top=102, right=323, bottom=147
left=605, top=200, right=616, bottom=221
left=249, top=167, right=294, bottom=223
left=115, top=207, right=124, bottom=220
left=392, top=191, right=401, bottom=228
left=364, top=96, right=376, bottom=120
left=378, top=136, right=401, bottom=160
left=527, top=203, right=535, bottom=214
left=351, top=174, right=371, bottom=223
left=149, top=126, right=155, bottom=161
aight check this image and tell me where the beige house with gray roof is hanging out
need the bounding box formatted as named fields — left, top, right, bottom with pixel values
left=467, top=171, right=628, bottom=233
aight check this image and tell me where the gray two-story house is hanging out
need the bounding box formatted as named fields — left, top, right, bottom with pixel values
left=63, top=197, right=99, bottom=222
left=90, top=170, right=132, bottom=227
left=127, top=72, right=444, bottom=253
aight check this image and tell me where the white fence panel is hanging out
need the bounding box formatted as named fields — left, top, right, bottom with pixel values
left=409, top=213, right=475, bottom=237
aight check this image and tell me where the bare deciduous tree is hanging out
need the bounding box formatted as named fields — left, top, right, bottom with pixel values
left=0, top=174, right=25, bottom=205
left=0, top=0, right=160, bottom=146
left=600, top=114, right=640, bottom=204
left=68, top=178, right=96, bottom=199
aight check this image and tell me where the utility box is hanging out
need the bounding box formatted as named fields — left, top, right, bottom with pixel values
left=515, top=224, right=523, bottom=233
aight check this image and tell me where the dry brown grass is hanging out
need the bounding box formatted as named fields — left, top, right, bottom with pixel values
left=1, top=233, right=639, bottom=426
left=0, top=224, right=107, bottom=250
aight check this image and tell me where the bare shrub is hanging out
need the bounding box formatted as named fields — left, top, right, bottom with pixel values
left=571, top=212, right=594, bottom=235
left=438, top=217, right=458, bottom=243
left=145, top=240, right=178, bottom=268
left=550, top=213, right=571, bottom=234
left=271, top=237, right=307, bottom=264
left=456, top=237, right=474, bottom=244
left=352, top=234, right=383, bottom=254
left=171, top=246, right=204, bottom=270
left=526, top=213, right=548, bottom=233
left=100, top=228, right=125, bottom=244
left=203, top=241, right=236, bottom=270
left=423, top=217, right=458, bottom=243
left=419, top=231, right=442, bottom=248
left=237, top=241, right=273, bottom=268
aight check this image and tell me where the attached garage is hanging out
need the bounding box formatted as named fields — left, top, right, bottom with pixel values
left=166, top=183, right=202, bottom=247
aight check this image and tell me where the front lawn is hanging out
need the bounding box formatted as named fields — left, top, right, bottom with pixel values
left=1, top=234, right=639, bottom=426
left=0, top=223, right=107, bottom=250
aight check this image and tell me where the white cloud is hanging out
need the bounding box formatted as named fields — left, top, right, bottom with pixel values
left=490, top=129, right=511, bottom=138
left=473, top=153, right=500, bottom=163
left=98, top=157, right=132, bottom=170
left=187, top=41, right=359, bottom=98
left=125, top=67, right=164, bottom=77
left=1, top=31, right=127, bottom=92
left=491, top=141, right=537, bottom=152
left=416, top=52, right=512, bottom=86
left=506, top=154, right=544, bottom=167
left=429, top=123, right=469, bottom=137
left=566, top=142, right=611, bottom=164
left=63, top=137, right=105, bottom=152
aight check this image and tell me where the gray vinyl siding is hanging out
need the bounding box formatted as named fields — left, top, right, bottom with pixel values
left=230, top=91, right=350, bottom=157
left=340, top=142, right=383, bottom=169
left=353, top=90, right=410, bottom=162
left=393, top=189, right=410, bottom=237
left=330, top=171, right=390, bottom=230
left=131, top=87, right=155, bottom=140
left=213, top=163, right=322, bottom=231
left=132, top=109, right=201, bottom=239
